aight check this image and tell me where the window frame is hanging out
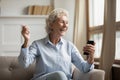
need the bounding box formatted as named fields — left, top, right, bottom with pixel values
left=86, top=0, right=120, bottom=64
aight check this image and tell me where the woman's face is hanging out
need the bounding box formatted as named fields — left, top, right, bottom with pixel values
left=50, top=15, right=69, bottom=36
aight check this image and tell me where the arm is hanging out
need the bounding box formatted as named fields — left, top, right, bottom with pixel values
left=18, top=25, right=36, bottom=68
left=71, top=43, right=94, bottom=73
left=18, top=42, right=37, bottom=68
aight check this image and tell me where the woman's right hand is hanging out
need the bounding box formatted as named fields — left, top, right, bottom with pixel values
left=21, top=25, right=30, bottom=48
left=21, top=25, right=30, bottom=41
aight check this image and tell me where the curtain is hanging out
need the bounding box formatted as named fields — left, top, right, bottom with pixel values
left=99, top=0, right=116, bottom=80
left=73, top=0, right=87, bottom=57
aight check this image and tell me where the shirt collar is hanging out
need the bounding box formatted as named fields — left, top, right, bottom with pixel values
left=44, top=35, right=64, bottom=45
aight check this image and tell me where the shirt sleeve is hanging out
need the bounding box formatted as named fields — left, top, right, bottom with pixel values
left=18, top=41, right=38, bottom=68
left=71, top=43, right=94, bottom=73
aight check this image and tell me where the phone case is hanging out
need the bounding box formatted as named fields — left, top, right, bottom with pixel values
left=83, top=40, right=94, bottom=55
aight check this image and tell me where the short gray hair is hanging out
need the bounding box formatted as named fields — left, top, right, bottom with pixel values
left=45, top=8, right=69, bottom=34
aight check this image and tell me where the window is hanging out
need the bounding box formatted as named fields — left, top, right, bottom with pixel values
left=88, top=0, right=120, bottom=60
left=90, top=33, right=102, bottom=58
left=116, top=0, right=120, bottom=22
left=115, top=0, right=120, bottom=60
left=89, top=0, right=104, bottom=27
left=88, top=0, right=104, bottom=58
left=116, top=31, right=120, bottom=59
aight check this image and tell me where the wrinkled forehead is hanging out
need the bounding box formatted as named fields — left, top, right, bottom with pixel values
left=56, top=15, right=68, bottom=22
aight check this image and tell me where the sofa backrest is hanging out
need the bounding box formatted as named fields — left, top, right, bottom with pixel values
left=0, top=56, right=35, bottom=80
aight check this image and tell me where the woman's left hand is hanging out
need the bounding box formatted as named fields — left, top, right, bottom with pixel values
left=83, top=44, right=95, bottom=64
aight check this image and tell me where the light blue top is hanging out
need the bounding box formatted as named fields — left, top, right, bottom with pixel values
left=18, top=36, right=94, bottom=80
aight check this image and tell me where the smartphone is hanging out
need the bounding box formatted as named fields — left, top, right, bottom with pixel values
left=83, top=40, right=94, bottom=55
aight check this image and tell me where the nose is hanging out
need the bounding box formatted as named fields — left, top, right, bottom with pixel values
left=63, top=22, right=68, bottom=28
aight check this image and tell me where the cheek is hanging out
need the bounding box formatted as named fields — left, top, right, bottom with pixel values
left=51, top=26, right=60, bottom=32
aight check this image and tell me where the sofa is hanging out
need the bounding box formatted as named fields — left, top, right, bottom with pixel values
left=0, top=56, right=105, bottom=80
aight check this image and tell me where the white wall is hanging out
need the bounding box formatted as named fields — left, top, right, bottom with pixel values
left=0, top=0, right=75, bottom=42
left=0, top=0, right=75, bottom=56
left=0, top=0, right=52, bottom=16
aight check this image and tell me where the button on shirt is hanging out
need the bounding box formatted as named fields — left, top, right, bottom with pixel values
left=18, top=36, right=94, bottom=80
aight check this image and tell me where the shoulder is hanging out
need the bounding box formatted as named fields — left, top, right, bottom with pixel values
left=64, top=39, right=79, bottom=51
left=31, top=37, right=46, bottom=46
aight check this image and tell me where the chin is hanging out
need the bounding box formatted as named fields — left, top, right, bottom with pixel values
left=60, top=32, right=66, bottom=36
left=58, top=31, right=67, bottom=36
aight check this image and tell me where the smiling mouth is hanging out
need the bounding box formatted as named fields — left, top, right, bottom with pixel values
left=60, top=28, right=67, bottom=31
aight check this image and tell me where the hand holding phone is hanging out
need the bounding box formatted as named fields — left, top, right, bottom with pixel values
left=83, top=40, right=94, bottom=55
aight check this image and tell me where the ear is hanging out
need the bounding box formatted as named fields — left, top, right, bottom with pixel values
left=49, top=22, right=55, bottom=28
left=49, top=23, right=54, bottom=31
left=49, top=23, right=53, bottom=27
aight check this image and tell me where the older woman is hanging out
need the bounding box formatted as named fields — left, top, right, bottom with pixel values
left=18, top=8, right=95, bottom=80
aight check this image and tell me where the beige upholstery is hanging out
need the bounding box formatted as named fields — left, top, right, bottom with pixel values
left=0, top=56, right=35, bottom=80
left=0, top=56, right=105, bottom=80
left=73, top=68, right=105, bottom=80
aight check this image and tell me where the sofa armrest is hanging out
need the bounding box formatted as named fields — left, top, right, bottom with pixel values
left=73, top=68, right=105, bottom=80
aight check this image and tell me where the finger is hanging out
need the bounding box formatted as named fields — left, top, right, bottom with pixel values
left=21, top=25, right=29, bottom=30
left=22, top=26, right=30, bottom=32
left=83, top=46, right=95, bottom=54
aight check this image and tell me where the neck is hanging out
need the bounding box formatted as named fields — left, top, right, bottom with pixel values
left=49, top=33, right=61, bottom=45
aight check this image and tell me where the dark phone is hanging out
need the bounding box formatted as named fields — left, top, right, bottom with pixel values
left=83, top=40, right=94, bottom=55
